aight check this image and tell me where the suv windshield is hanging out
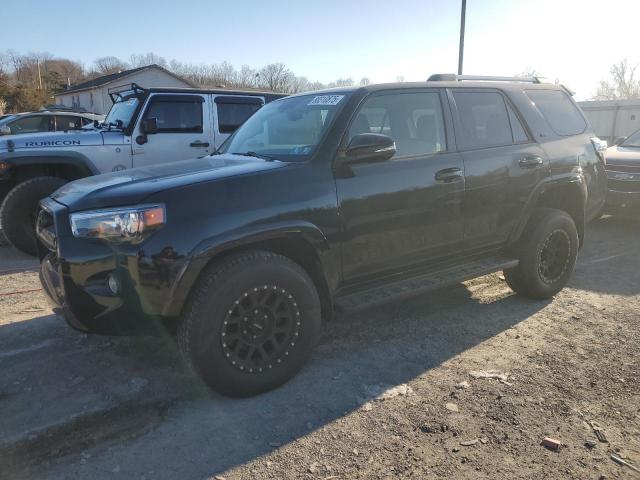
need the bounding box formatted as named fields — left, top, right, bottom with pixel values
left=104, top=94, right=140, bottom=128
left=621, top=129, right=640, bottom=147
left=219, top=93, right=349, bottom=161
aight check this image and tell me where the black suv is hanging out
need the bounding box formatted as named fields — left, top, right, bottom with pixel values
left=37, top=75, right=608, bottom=396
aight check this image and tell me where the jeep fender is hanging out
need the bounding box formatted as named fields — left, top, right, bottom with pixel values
left=0, top=150, right=98, bottom=178
left=162, top=220, right=335, bottom=317
left=509, top=171, right=587, bottom=247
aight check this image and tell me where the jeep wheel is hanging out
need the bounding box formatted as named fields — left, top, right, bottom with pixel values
left=178, top=250, right=322, bottom=397
left=0, top=177, right=67, bottom=256
left=504, top=208, right=579, bottom=300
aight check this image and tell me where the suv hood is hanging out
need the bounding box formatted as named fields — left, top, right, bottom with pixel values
left=0, top=129, right=106, bottom=150
left=52, top=154, right=288, bottom=211
left=605, top=145, right=640, bottom=166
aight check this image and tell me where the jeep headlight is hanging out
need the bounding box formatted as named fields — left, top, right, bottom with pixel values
left=70, top=204, right=165, bottom=243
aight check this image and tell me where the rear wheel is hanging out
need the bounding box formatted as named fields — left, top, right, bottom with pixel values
left=504, top=208, right=579, bottom=299
left=178, top=250, right=322, bottom=397
left=0, top=177, right=67, bottom=255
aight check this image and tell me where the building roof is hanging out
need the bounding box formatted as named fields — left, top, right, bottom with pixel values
left=57, top=64, right=194, bottom=95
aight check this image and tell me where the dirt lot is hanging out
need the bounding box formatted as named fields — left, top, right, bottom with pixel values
left=0, top=216, right=639, bottom=480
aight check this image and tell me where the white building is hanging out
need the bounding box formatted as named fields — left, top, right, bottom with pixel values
left=54, top=64, right=194, bottom=115
left=578, top=99, right=640, bottom=142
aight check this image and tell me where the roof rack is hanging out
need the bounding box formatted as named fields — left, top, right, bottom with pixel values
left=428, top=74, right=543, bottom=84
left=108, top=83, right=147, bottom=103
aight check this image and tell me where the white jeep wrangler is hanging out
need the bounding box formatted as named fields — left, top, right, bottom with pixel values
left=0, top=84, right=285, bottom=254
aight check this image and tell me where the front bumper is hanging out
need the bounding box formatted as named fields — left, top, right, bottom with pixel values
left=36, top=198, right=184, bottom=335
left=605, top=169, right=640, bottom=215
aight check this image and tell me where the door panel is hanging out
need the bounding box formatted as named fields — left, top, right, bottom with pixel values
left=462, top=143, right=548, bottom=248
left=132, top=94, right=212, bottom=167
left=335, top=90, right=465, bottom=286
left=450, top=88, right=549, bottom=249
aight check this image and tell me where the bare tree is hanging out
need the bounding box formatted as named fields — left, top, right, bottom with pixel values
left=258, top=63, right=294, bottom=92
left=395, top=75, right=405, bottom=83
left=594, top=59, right=640, bottom=100
left=129, top=52, right=168, bottom=69
left=93, top=56, right=128, bottom=75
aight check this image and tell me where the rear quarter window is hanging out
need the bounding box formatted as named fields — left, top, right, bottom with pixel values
left=525, top=90, right=586, bottom=136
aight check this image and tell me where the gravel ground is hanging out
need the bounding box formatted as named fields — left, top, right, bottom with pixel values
left=0, top=216, right=638, bottom=479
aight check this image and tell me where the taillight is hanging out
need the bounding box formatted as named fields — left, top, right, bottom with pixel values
left=590, top=137, right=608, bottom=165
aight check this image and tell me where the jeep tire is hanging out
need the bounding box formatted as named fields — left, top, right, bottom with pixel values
left=178, top=250, right=322, bottom=397
left=0, top=177, right=67, bottom=256
left=504, top=208, right=579, bottom=300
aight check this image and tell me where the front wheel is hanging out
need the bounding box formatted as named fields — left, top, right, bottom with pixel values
left=178, top=250, right=322, bottom=397
left=504, top=208, right=579, bottom=299
left=0, top=177, right=67, bottom=255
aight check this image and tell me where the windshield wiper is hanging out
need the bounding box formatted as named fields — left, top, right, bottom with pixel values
left=232, top=151, right=277, bottom=161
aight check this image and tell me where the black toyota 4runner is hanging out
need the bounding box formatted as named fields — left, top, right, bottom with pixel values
left=37, top=75, right=608, bottom=396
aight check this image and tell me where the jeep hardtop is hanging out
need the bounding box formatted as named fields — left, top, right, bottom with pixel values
left=37, top=75, right=607, bottom=396
left=0, top=83, right=285, bottom=254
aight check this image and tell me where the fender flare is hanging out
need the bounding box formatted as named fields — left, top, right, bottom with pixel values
left=162, top=220, right=334, bottom=317
left=1, top=150, right=98, bottom=177
left=508, top=172, right=587, bottom=246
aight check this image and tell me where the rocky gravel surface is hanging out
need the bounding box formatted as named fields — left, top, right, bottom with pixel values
left=0, top=216, right=638, bottom=479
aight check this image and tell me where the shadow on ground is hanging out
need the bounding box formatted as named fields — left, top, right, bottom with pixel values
left=569, top=215, right=640, bottom=296
left=1, top=279, right=548, bottom=479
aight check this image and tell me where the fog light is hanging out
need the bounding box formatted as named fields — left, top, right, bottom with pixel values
left=107, top=274, right=120, bottom=295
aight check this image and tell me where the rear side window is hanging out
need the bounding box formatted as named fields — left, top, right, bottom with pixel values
left=55, top=116, right=82, bottom=131
left=453, top=91, right=514, bottom=149
left=216, top=97, right=263, bottom=134
left=507, top=103, right=529, bottom=143
left=526, top=90, right=586, bottom=136
left=145, top=96, right=204, bottom=133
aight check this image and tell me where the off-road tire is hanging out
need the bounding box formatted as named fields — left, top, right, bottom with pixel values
left=504, top=208, right=579, bottom=300
left=178, top=250, right=322, bottom=397
left=0, top=177, right=67, bottom=256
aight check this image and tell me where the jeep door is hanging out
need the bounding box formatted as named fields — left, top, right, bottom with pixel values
left=335, top=89, right=465, bottom=285
left=132, top=93, right=212, bottom=167
left=450, top=89, right=549, bottom=250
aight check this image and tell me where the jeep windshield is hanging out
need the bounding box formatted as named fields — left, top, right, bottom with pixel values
left=104, top=95, right=140, bottom=129
left=219, top=93, right=350, bottom=161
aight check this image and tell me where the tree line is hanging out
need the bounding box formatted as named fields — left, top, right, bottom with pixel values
left=0, top=50, right=370, bottom=114
left=2, top=50, right=639, bottom=115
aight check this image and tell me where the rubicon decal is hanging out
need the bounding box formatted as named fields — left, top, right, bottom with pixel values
left=24, top=140, right=81, bottom=147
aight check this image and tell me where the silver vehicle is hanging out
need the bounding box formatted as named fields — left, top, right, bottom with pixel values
left=0, top=110, right=105, bottom=136
left=0, top=84, right=286, bottom=254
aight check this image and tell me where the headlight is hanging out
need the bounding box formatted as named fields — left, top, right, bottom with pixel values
left=70, top=204, right=165, bottom=243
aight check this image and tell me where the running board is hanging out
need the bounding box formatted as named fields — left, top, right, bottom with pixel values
left=334, top=256, right=519, bottom=312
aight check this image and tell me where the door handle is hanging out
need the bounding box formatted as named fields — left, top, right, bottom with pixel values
left=519, top=155, right=544, bottom=169
left=190, top=141, right=210, bottom=148
left=435, top=167, right=464, bottom=183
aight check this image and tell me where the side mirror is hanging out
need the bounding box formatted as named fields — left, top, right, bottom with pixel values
left=0, top=126, right=11, bottom=136
left=344, top=133, right=396, bottom=164
left=140, top=117, right=158, bottom=135
left=613, top=136, right=627, bottom=146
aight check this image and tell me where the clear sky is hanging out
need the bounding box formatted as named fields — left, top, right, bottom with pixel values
left=1, top=0, right=638, bottom=99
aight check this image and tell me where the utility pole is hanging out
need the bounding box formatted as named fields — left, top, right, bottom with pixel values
left=458, top=0, right=466, bottom=75
left=37, top=58, right=43, bottom=90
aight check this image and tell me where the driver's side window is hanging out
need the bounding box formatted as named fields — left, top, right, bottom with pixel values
left=348, top=92, right=447, bottom=159
left=144, top=96, right=204, bottom=133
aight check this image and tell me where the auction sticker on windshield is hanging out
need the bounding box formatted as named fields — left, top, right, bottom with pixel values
left=308, top=95, right=344, bottom=106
